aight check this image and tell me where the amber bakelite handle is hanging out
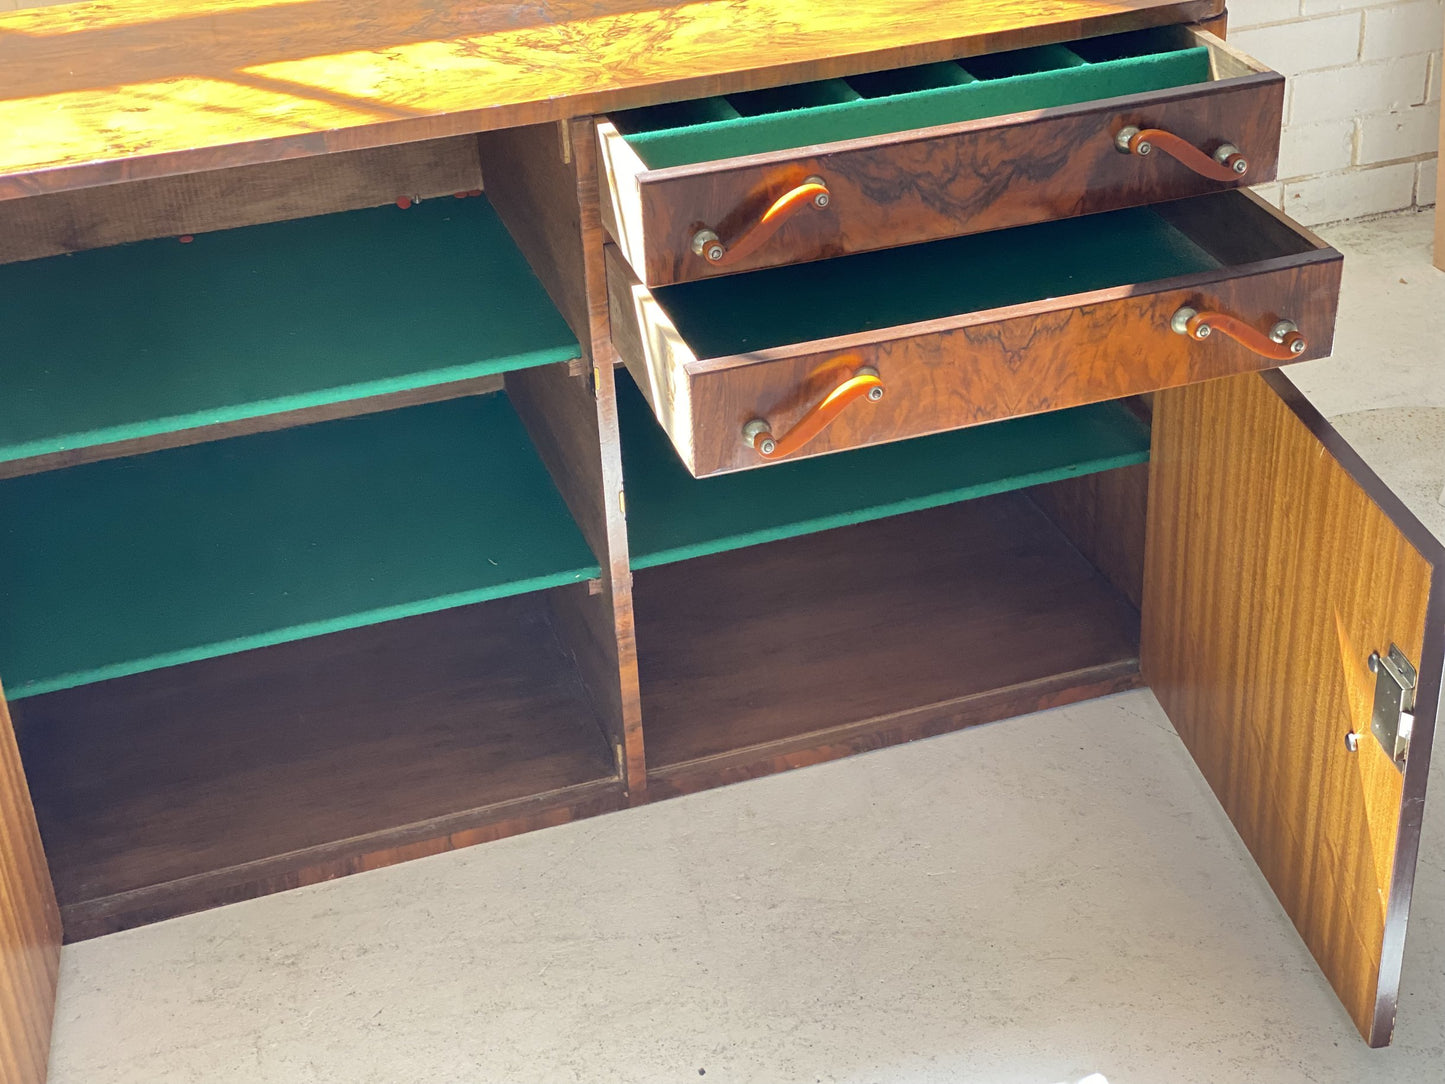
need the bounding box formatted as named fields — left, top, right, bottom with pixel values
left=1116, top=126, right=1249, bottom=181
left=1171, top=306, right=1307, bottom=360
left=692, top=177, right=830, bottom=267
left=742, top=366, right=884, bottom=460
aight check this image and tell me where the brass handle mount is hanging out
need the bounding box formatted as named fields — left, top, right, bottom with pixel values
left=1116, top=126, right=1249, bottom=181
left=692, top=177, right=831, bottom=267
left=742, top=365, right=884, bottom=460
left=1171, top=306, right=1307, bottom=360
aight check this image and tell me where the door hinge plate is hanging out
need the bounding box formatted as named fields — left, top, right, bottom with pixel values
left=1369, top=644, right=1417, bottom=772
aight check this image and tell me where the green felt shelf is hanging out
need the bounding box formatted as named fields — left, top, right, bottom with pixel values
left=0, top=197, right=580, bottom=466
left=618, top=376, right=1151, bottom=569
left=615, top=27, right=1211, bottom=169
left=0, top=394, right=599, bottom=699
left=655, top=206, right=1221, bottom=359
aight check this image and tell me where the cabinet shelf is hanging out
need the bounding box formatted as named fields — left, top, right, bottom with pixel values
left=634, top=497, right=1142, bottom=795
left=619, top=374, right=1151, bottom=568
left=0, top=198, right=579, bottom=472
left=13, top=599, right=622, bottom=941
left=0, top=393, right=599, bottom=699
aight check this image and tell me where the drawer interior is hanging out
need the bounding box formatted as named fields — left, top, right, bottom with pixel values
left=645, top=194, right=1314, bottom=358
left=612, top=26, right=1217, bottom=169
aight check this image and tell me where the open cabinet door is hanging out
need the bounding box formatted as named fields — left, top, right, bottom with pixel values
left=1143, top=370, right=1445, bottom=1046
left=1, top=681, right=61, bottom=1083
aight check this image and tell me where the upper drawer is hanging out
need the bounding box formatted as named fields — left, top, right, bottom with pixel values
left=609, top=191, right=1341, bottom=478
left=597, top=26, right=1283, bottom=287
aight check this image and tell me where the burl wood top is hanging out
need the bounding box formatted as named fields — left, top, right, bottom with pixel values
left=0, top=0, right=1223, bottom=199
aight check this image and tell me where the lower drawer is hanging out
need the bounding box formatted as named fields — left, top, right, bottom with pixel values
left=609, top=189, right=1340, bottom=477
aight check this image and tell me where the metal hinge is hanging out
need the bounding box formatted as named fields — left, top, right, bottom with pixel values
left=1368, top=644, right=1417, bottom=771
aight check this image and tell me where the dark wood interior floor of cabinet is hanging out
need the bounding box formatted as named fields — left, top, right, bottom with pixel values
left=12, top=596, right=622, bottom=941
left=634, top=494, right=1143, bottom=798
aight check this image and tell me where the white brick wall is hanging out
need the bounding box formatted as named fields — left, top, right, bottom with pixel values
left=1232, top=0, right=1442, bottom=224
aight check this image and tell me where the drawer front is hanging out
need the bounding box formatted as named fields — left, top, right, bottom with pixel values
left=608, top=193, right=1342, bottom=478
left=599, top=29, right=1284, bottom=287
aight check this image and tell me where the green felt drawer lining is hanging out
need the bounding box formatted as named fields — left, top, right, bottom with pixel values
left=0, top=394, right=599, bottom=699
left=0, top=197, right=580, bottom=466
left=616, top=28, right=1212, bottom=169
left=651, top=205, right=1222, bottom=360
left=618, top=373, right=1151, bottom=569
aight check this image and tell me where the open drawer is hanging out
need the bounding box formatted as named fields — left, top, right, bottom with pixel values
left=610, top=190, right=1341, bottom=478
left=597, top=25, right=1283, bottom=286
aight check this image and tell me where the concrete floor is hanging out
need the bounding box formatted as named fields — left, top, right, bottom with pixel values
left=45, top=210, right=1445, bottom=1084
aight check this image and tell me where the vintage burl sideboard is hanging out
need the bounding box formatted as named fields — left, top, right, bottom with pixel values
left=2, top=0, right=1443, bottom=1076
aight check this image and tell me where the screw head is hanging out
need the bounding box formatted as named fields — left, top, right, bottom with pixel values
left=813, top=191, right=829, bottom=209
left=1136, top=140, right=1153, bottom=156
left=867, top=385, right=884, bottom=402
left=1289, top=338, right=1305, bottom=355
left=1232, top=157, right=1249, bottom=175
left=1194, top=323, right=1211, bottom=340
left=692, top=229, right=724, bottom=262
left=759, top=438, right=776, bottom=455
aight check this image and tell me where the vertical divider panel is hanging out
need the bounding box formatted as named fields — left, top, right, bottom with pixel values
left=479, top=119, right=647, bottom=797
left=1026, top=461, right=1150, bottom=612
left=0, top=681, right=61, bottom=1084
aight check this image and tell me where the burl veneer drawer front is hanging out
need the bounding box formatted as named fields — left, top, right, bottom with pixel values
left=609, top=191, right=1341, bottom=478
left=598, top=26, right=1283, bottom=287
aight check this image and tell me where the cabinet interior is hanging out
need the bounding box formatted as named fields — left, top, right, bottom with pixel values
left=3, top=131, right=1155, bottom=940
left=634, top=494, right=1145, bottom=799
left=13, top=595, right=624, bottom=942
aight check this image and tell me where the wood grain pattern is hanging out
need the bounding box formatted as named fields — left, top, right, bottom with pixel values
left=647, top=664, right=1143, bottom=800
left=509, top=361, right=646, bottom=792
left=490, top=118, right=647, bottom=792
left=1027, top=462, right=1150, bottom=610
left=12, top=599, right=624, bottom=940
left=0, top=374, right=505, bottom=480
left=609, top=192, right=1341, bottom=477
left=0, top=0, right=1224, bottom=199
left=58, top=782, right=624, bottom=943
left=0, top=683, right=62, bottom=1084
left=479, top=122, right=592, bottom=348
left=0, top=135, right=482, bottom=265
left=1141, top=371, right=1445, bottom=1047
left=599, top=31, right=1283, bottom=285
left=634, top=497, right=1142, bottom=795
left=1197, top=10, right=1227, bottom=38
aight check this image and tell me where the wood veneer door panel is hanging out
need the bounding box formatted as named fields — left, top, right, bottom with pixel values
left=602, top=57, right=1284, bottom=285
left=0, top=682, right=61, bottom=1084
left=1141, top=370, right=1445, bottom=1047
left=607, top=239, right=1340, bottom=477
